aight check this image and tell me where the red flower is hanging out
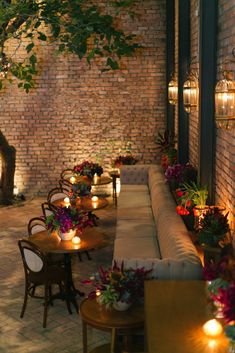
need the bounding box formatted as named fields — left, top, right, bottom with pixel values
left=176, top=205, right=190, bottom=216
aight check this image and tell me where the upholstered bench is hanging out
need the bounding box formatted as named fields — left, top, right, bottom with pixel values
left=113, top=164, right=203, bottom=280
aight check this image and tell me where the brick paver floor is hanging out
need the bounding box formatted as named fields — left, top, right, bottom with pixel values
left=0, top=196, right=116, bottom=353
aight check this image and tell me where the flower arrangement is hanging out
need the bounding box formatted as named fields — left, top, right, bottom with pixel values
left=198, top=207, right=230, bottom=248
left=71, top=181, right=91, bottom=198
left=165, top=163, right=197, bottom=190
left=73, top=161, right=103, bottom=179
left=203, top=256, right=235, bottom=342
left=45, top=206, right=94, bottom=233
left=82, top=262, right=152, bottom=309
left=112, top=154, right=138, bottom=168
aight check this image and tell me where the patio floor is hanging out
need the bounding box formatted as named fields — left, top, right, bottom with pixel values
left=0, top=196, right=116, bottom=353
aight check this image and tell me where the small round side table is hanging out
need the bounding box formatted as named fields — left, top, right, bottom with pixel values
left=80, top=298, right=144, bottom=353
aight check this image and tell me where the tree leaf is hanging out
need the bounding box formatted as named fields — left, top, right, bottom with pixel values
left=26, top=42, right=35, bottom=53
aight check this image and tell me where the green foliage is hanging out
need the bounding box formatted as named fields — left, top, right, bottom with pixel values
left=156, top=129, right=176, bottom=153
left=198, top=207, right=230, bottom=247
left=180, top=181, right=208, bottom=207
left=0, top=0, right=140, bottom=92
left=97, top=285, right=119, bottom=309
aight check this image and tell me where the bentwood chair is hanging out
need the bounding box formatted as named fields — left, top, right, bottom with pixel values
left=41, top=202, right=58, bottom=218
left=18, top=239, right=71, bottom=328
left=59, top=179, right=73, bottom=194
left=28, top=217, right=48, bottom=236
left=60, top=168, right=74, bottom=181
left=27, top=215, right=65, bottom=274
left=47, top=187, right=70, bottom=203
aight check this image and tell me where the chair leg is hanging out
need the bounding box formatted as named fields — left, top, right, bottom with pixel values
left=49, top=285, right=53, bottom=306
left=43, top=284, right=49, bottom=328
left=77, top=252, right=83, bottom=262
left=20, top=282, right=29, bottom=318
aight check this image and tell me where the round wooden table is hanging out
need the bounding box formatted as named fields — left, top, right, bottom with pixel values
left=80, top=298, right=144, bottom=353
left=54, top=196, right=108, bottom=212
left=26, top=228, right=106, bottom=312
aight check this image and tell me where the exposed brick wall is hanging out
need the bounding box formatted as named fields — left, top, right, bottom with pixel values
left=189, top=0, right=199, bottom=168
left=0, top=0, right=166, bottom=197
left=216, top=0, right=235, bottom=230
left=174, top=0, right=235, bottom=231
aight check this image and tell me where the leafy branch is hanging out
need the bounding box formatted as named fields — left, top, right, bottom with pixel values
left=0, top=0, right=141, bottom=92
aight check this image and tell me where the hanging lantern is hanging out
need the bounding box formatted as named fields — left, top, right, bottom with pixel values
left=168, top=77, right=178, bottom=105
left=215, top=73, right=235, bottom=129
left=183, top=73, right=199, bottom=113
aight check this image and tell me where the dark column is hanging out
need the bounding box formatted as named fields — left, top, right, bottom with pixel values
left=178, top=0, right=190, bottom=164
left=198, top=0, right=218, bottom=203
left=166, top=0, right=175, bottom=134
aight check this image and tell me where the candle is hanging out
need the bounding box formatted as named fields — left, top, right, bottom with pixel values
left=96, top=289, right=101, bottom=297
left=93, top=173, right=98, bottom=183
left=72, top=236, right=81, bottom=244
left=203, top=319, right=223, bottom=337
left=92, top=196, right=98, bottom=202
left=70, top=176, right=76, bottom=184
left=64, top=197, right=70, bottom=206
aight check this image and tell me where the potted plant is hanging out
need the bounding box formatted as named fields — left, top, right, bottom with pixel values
left=198, top=207, right=231, bottom=263
left=156, top=130, right=177, bottom=171
left=82, top=262, right=152, bottom=310
left=45, top=206, right=94, bottom=240
left=73, top=161, right=103, bottom=180
left=112, top=154, right=138, bottom=169
left=177, top=181, right=208, bottom=231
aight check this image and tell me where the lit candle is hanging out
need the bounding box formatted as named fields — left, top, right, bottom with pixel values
left=96, top=289, right=101, bottom=297
left=203, top=319, right=223, bottom=337
left=92, top=196, right=98, bottom=202
left=70, top=176, right=76, bottom=184
left=64, top=196, right=70, bottom=206
left=72, top=236, right=81, bottom=244
left=93, top=173, right=98, bottom=183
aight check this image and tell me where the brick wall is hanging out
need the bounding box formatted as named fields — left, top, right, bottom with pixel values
left=0, top=0, right=166, bottom=197
left=174, top=0, right=235, bottom=230
left=216, top=0, right=235, bottom=230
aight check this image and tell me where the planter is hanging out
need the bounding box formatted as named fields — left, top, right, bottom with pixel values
left=113, top=301, right=131, bottom=311
left=181, top=212, right=195, bottom=231
left=202, top=245, right=222, bottom=264
left=59, top=229, right=76, bottom=241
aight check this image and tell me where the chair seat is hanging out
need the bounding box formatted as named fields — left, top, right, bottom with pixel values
left=29, top=266, right=67, bottom=285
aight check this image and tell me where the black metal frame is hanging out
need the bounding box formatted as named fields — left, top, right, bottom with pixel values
left=166, top=0, right=175, bottom=134
left=177, top=0, right=190, bottom=164
left=198, top=0, right=218, bottom=203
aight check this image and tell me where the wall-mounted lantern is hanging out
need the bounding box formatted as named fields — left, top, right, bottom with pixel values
left=215, top=75, right=235, bottom=129
left=168, top=75, right=178, bottom=105
left=215, top=48, right=235, bottom=129
left=183, top=72, right=199, bottom=113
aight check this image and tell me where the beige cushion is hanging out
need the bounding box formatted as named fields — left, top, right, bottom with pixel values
left=120, top=165, right=152, bottom=185
left=116, top=219, right=156, bottom=238
left=118, top=188, right=151, bottom=208
left=113, top=237, right=161, bottom=259
left=117, top=206, right=153, bottom=221
left=120, top=184, right=149, bottom=193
